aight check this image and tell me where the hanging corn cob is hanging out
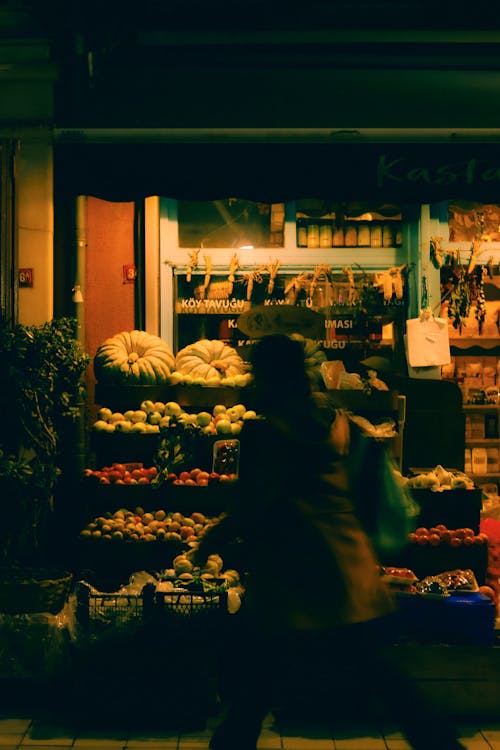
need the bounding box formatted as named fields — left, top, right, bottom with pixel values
left=373, top=265, right=406, bottom=301
left=227, top=252, right=241, bottom=296
left=266, top=258, right=280, bottom=296
left=186, top=249, right=200, bottom=282
left=342, top=266, right=356, bottom=305
left=242, top=269, right=263, bottom=301
left=430, top=237, right=444, bottom=269
left=284, top=273, right=308, bottom=305
left=201, top=253, right=212, bottom=299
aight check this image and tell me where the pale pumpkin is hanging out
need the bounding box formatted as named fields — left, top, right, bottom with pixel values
left=175, top=339, right=247, bottom=383
left=94, top=330, right=175, bottom=384
left=289, top=333, right=327, bottom=387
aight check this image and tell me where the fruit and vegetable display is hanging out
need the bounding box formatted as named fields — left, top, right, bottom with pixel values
left=407, top=465, right=475, bottom=491
left=174, top=339, right=252, bottom=387
left=83, top=462, right=158, bottom=485
left=379, top=565, right=497, bottom=606
left=79, top=506, right=221, bottom=544
left=94, top=330, right=175, bottom=385
left=92, top=400, right=258, bottom=436
left=408, top=525, right=488, bottom=547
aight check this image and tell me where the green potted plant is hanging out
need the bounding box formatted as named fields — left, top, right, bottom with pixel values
left=0, top=316, right=90, bottom=567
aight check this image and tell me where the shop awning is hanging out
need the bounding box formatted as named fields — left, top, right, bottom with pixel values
left=54, top=141, right=500, bottom=204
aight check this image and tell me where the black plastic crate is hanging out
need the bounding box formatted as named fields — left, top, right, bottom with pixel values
left=150, top=584, right=228, bottom=632
left=75, top=580, right=152, bottom=638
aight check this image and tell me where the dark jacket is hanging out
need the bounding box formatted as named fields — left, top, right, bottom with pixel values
left=196, top=414, right=394, bottom=633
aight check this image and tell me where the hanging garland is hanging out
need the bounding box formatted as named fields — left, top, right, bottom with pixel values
left=438, top=241, right=487, bottom=333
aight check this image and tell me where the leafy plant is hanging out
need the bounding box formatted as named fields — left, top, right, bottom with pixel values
left=0, top=316, right=90, bottom=563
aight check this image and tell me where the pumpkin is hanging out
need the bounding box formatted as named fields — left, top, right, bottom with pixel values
left=175, top=339, right=248, bottom=384
left=94, top=330, right=175, bottom=384
left=289, top=333, right=327, bottom=387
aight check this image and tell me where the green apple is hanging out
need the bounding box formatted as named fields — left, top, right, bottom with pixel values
left=236, top=373, right=252, bottom=387
left=202, top=423, right=217, bottom=435
left=225, top=407, right=241, bottom=423
left=115, top=420, right=132, bottom=433
left=97, top=407, right=112, bottom=421
left=159, top=415, right=171, bottom=429
left=131, top=409, right=147, bottom=423
left=93, top=419, right=110, bottom=432
left=153, top=402, right=165, bottom=414
left=216, top=419, right=232, bottom=435
left=167, top=371, right=184, bottom=385
left=147, top=411, right=162, bottom=425
left=145, top=424, right=160, bottom=433
left=232, top=404, right=247, bottom=418
left=196, top=411, right=213, bottom=427
left=212, top=404, right=227, bottom=417
left=242, top=410, right=258, bottom=420
left=124, top=410, right=135, bottom=421
left=192, top=376, right=206, bottom=386
left=164, top=401, right=182, bottom=417
left=103, top=422, right=116, bottom=433
left=205, top=375, right=221, bottom=387
left=140, top=400, right=156, bottom=414
left=221, top=376, right=235, bottom=387
left=131, top=421, right=147, bottom=433
left=230, top=422, right=242, bottom=435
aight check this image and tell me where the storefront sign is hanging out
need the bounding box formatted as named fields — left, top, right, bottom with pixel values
left=377, top=155, right=500, bottom=190
left=55, top=143, right=500, bottom=203
left=176, top=298, right=251, bottom=314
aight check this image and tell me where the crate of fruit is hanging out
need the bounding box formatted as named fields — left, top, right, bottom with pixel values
left=152, top=583, right=228, bottom=631
left=75, top=578, right=155, bottom=640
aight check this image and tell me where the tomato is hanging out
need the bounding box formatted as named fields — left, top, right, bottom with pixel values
left=137, top=477, right=149, bottom=485
left=179, top=471, right=192, bottom=482
left=449, top=536, right=462, bottom=547
left=415, top=535, right=429, bottom=545
left=428, top=533, right=441, bottom=546
left=415, top=527, right=429, bottom=536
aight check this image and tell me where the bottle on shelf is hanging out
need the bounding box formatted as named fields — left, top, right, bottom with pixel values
left=370, top=224, right=383, bottom=248
left=319, top=222, right=333, bottom=248
left=297, top=219, right=307, bottom=247
left=357, top=221, right=371, bottom=246
left=307, top=223, right=320, bottom=248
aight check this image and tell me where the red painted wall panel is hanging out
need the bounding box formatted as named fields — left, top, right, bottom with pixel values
left=84, top=197, right=135, bottom=418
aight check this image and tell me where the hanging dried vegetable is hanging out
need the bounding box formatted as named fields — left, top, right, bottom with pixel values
left=266, top=259, right=280, bottom=296
left=241, top=269, right=263, bottom=301
left=186, top=249, right=200, bottom=282
left=440, top=243, right=487, bottom=333
left=227, top=253, right=241, bottom=295
left=474, top=265, right=487, bottom=334
left=342, top=266, right=357, bottom=305
left=440, top=251, right=471, bottom=331
left=430, top=237, right=444, bottom=269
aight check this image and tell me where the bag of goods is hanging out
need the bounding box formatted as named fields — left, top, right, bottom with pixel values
left=379, top=566, right=418, bottom=594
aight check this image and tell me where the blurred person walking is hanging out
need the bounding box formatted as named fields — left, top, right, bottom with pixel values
left=193, top=334, right=464, bottom=750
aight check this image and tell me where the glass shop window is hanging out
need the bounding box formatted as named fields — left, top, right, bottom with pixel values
left=177, top=199, right=285, bottom=248
left=448, top=201, right=500, bottom=243
left=295, top=199, right=403, bottom=249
